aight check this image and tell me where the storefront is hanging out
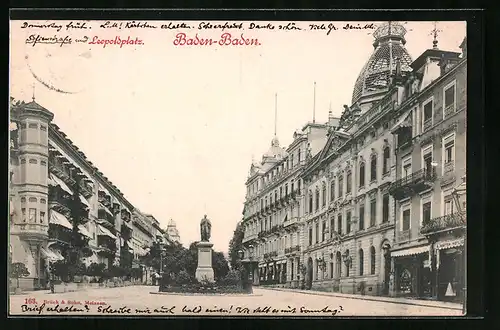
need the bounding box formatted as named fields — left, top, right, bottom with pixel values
left=434, top=237, right=465, bottom=302
left=392, top=245, right=433, bottom=299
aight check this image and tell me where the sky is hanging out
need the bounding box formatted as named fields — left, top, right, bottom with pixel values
left=9, top=20, right=466, bottom=254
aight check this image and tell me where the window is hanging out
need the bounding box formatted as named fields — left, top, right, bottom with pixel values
left=297, top=149, right=301, bottom=162
left=40, top=199, right=46, bottom=204
left=315, top=189, right=320, bottom=212
left=383, top=147, right=390, bottom=175
left=29, top=208, right=37, bottom=223
left=443, top=133, right=455, bottom=172
left=330, top=216, right=335, bottom=238
left=370, top=199, right=377, bottom=227
left=29, top=197, right=37, bottom=202
left=422, top=98, right=433, bottom=131
left=337, top=214, right=343, bottom=235
left=41, top=160, right=47, bottom=166
left=345, top=250, right=350, bottom=277
left=359, top=205, right=365, bottom=230
left=29, top=159, right=38, bottom=164
left=322, top=184, right=327, bottom=207
left=40, top=125, right=47, bottom=131
left=22, top=208, right=26, bottom=222
left=338, top=176, right=343, bottom=197
left=444, top=194, right=454, bottom=215
left=402, top=207, right=411, bottom=231
left=315, top=222, right=319, bottom=243
left=382, top=194, right=390, bottom=223
left=336, top=252, right=342, bottom=278
left=309, top=227, right=313, bottom=246
left=444, top=82, right=456, bottom=117
left=329, top=253, right=334, bottom=278
left=346, top=171, right=352, bottom=194
left=359, top=162, right=365, bottom=187
left=322, top=221, right=326, bottom=241
left=40, top=211, right=45, bottom=223
left=290, top=154, right=294, bottom=167
left=370, top=154, right=377, bottom=182
left=346, top=211, right=351, bottom=233
left=422, top=145, right=433, bottom=176
left=359, top=249, right=364, bottom=276
left=402, top=156, right=412, bottom=178
left=28, top=123, right=38, bottom=129
left=21, top=158, right=26, bottom=164
left=370, top=246, right=376, bottom=274
left=330, top=180, right=335, bottom=201
left=308, top=192, right=313, bottom=213
left=422, top=201, right=432, bottom=225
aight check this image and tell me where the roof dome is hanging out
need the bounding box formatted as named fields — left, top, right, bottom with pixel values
left=263, top=136, right=287, bottom=160
left=351, top=22, right=413, bottom=105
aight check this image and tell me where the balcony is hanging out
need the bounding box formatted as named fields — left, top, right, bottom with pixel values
left=389, top=168, right=436, bottom=200
left=397, top=229, right=411, bottom=242
left=284, top=216, right=299, bottom=230
left=79, top=180, right=93, bottom=198
left=11, top=223, right=49, bottom=242
left=443, top=161, right=455, bottom=175
left=98, top=208, right=115, bottom=226
left=285, top=245, right=301, bottom=255
left=444, top=104, right=455, bottom=118
left=49, top=160, right=76, bottom=187
left=423, top=118, right=432, bottom=132
left=48, top=225, right=72, bottom=245
left=420, top=211, right=466, bottom=236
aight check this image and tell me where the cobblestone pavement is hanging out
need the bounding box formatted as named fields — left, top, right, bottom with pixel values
left=9, top=285, right=463, bottom=317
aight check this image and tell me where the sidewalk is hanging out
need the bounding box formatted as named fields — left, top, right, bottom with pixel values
left=261, top=287, right=463, bottom=311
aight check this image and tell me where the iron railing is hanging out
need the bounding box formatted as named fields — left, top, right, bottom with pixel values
left=421, top=211, right=466, bottom=235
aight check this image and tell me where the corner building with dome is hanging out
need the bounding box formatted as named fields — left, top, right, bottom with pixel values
left=241, top=22, right=467, bottom=301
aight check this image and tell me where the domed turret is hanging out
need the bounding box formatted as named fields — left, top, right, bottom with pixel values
left=351, top=22, right=413, bottom=106
left=262, top=136, right=287, bottom=160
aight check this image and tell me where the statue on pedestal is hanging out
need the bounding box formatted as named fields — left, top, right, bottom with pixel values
left=200, top=214, right=211, bottom=242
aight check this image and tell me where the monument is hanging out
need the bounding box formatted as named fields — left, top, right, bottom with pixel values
left=195, top=215, right=214, bottom=283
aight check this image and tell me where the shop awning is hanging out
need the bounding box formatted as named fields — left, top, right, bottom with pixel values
left=97, top=224, right=117, bottom=239
left=391, top=111, right=412, bottom=133
left=80, top=195, right=90, bottom=207
left=99, top=203, right=114, bottom=216
left=391, top=245, right=429, bottom=258
left=49, top=173, right=73, bottom=195
left=435, top=238, right=464, bottom=251
left=78, top=224, right=93, bottom=239
left=50, top=248, right=65, bottom=261
left=49, top=210, right=73, bottom=230
left=40, top=246, right=63, bottom=261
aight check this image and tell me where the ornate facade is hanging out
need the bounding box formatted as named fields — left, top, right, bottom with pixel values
left=241, top=23, right=467, bottom=302
left=9, top=99, right=165, bottom=290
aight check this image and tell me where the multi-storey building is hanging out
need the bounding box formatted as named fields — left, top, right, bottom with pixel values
left=9, top=99, right=162, bottom=290
left=299, top=22, right=412, bottom=294
left=389, top=38, right=467, bottom=301
left=242, top=119, right=337, bottom=287
left=165, top=219, right=181, bottom=244
left=240, top=22, right=466, bottom=301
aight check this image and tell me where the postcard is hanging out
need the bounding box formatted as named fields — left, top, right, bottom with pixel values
left=9, top=17, right=467, bottom=317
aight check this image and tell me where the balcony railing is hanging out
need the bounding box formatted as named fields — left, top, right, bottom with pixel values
left=49, top=160, right=76, bottom=187
left=444, top=104, right=455, bottom=117
left=11, top=223, right=49, bottom=241
left=285, top=245, right=301, bottom=255
left=443, top=161, right=455, bottom=175
left=423, top=118, right=432, bottom=132
left=48, top=225, right=73, bottom=245
left=389, top=168, right=436, bottom=200
left=397, top=229, right=411, bottom=242
left=420, top=211, right=466, bottom=235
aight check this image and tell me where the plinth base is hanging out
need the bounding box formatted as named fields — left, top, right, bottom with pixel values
left=195, top=241, right=215, bottom=283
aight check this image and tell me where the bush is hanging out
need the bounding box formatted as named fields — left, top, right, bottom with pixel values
left=174, top=270, right=193, bottom=285
left=219, top=269, right=241, bottom=286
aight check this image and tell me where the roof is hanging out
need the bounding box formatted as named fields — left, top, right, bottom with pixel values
left=410, top=48, right=461, bottom=71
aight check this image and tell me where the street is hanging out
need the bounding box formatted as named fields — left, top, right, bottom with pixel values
left=9, top=286, right=462, bottom=317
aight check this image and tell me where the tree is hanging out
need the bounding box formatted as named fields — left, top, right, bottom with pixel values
left=213, top=251, right=230, bottom=280
left=228, top=222, right=245, bottom=270
left=10, top=262, right=30, bottom=289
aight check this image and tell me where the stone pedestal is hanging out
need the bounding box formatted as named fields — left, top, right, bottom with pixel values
left=195, top=241, right=214, bottom=283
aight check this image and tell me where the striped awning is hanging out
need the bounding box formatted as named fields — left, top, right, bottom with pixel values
left=391, top=245, right=429, bottom=258
left=49, top=173, right=73, bottom=195
left=97, top=224, right=116, bottom=239
left=78, top=224, right=93, bottom=239
left=40, top=246, right=64, bottom=261
left=49, top=210, right=73, bottom=230
left=435, top=237, right=465, bottom=251
left=99, top=203, right=114, bottom=216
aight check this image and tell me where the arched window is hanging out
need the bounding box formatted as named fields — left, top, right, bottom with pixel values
left=322, top=183, right=327, bottom=207
left=330, top=180, right=335, bottom=201
left=345, top=249, right=350, bottom=277
left=308, top=191, right=313, bottom=213
left=330, top=253, right=334, bottom=278
left=359, top=249, right=364, bottom=276
left=346, top=171, right=352, bottom=194
left=370, top=154, right=377, bottom=182
left=370, top=246, right=376, bottom=274
left=359, top=162, right=366, bottom=187
left=336, top=251, right=342, bottom=278
left=383, top=147, right=390, bottom=175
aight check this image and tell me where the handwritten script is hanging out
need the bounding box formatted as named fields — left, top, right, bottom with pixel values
left=19, top=303, right=344, bottom=316
left=19, top=20, right=376, bottom=48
